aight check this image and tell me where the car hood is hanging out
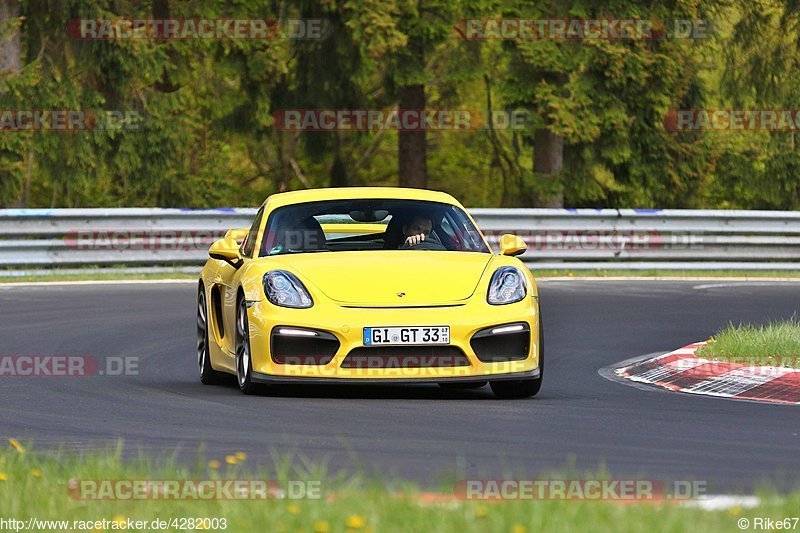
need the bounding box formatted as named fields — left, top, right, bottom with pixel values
left=267, top=251, right=493, bottom=306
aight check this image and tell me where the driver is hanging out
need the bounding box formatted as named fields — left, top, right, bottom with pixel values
left=402, top=215, right=433, bottom=247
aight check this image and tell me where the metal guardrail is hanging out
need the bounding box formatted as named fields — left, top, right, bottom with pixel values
left=0, top=208, right=253, bottom=268
left=1, top=207, right=800, bottom=271
left=473, top=208, right=800, bottom=269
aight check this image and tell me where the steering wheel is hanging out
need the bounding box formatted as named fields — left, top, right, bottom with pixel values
left=399, top=239, right=447, bottom=251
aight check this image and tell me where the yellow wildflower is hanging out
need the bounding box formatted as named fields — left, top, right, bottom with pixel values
left=346, top=515, right=365, bottom=529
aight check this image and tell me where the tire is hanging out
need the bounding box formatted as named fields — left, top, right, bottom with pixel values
left=490, top=319, right=544, bottom=399
left=198, top=284, right=226, bottom=385
left=235, top=294, right=261, bottom=395
left=438, top=381, right=488, bottom=389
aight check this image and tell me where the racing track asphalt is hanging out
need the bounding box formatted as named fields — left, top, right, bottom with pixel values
left=1, top=280, right=799, bottom=493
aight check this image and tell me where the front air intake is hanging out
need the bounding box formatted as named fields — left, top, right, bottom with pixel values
left=470, top=322, right=530, bottom=363
left=341, top=346, right=470, bottom=368
left=270, top=327, right=340, bottom=365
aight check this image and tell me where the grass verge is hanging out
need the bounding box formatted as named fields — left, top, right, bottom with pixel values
left=696, top=316, right=800, bottom=366
left=530, top=269, right=800, bottom=279
left=0, top=443, right=796, bottom=533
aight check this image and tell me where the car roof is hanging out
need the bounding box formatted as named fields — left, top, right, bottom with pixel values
left=261, top=187, right=462, bottom=210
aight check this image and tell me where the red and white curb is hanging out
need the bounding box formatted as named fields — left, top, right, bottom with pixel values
left=615, top=342, right=800, bottom=404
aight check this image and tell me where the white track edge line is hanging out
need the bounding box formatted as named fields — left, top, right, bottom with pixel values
left=0, top=279, right=196, bottom=288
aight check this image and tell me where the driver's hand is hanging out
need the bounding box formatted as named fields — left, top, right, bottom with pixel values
left=404, top=233, right=426, bottom=246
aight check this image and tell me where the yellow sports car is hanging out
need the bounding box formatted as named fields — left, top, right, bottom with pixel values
left=197, top=187, right=542, bottom=398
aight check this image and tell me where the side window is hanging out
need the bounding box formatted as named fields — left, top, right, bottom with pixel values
left=439, top=216, right=456, bottom=239
left=438, top=212, right=460, bottom=250
left=240, top=207, right=264, bottom=258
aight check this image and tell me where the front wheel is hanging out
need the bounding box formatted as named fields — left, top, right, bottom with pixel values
left=235, top=295, right=261, bottom=395
left=489, top=376, right=541, bottom=399
left=490, top=319, right=544, bottom=399
left=198, top=285, right=226, bottom=385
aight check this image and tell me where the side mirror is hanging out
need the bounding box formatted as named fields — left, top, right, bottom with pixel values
left=209, top=237, right=243, bottom=268
left=225, top=228, right=249, bottom=243
left=499, top=234, right=527, bottom=257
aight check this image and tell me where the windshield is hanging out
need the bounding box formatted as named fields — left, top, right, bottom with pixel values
left=259, top=199, right=489, bottom=256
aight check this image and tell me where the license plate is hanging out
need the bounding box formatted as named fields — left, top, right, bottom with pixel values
left=363, top=326, right=450, bottom=346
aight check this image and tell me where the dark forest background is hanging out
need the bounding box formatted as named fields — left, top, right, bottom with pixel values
left=1, top=0, right=798, bottom=209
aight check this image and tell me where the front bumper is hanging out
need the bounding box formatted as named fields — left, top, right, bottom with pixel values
left=246, top=294, right=540, bottom=381
left=251, top=369, right=539, bottom=385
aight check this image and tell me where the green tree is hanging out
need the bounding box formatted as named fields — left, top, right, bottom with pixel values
left=503, top=0, right=716, bottom=207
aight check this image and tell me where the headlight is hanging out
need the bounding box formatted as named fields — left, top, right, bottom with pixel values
left=487, top=266, right=526, bottom=305
left=263, top=270, right=313, bottom=308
